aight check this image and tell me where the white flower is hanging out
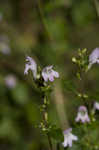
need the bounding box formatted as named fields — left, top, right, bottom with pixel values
left=5, top=75, right=17, bottom=89
left=42, top=65, right=59, bottom=82
left=94, top=102, right=99, bottom=110
left=88, top=48, right=99, bottom=69
left=62, top=128, right=78, bottom=148
left=75, top=106, right=90, bottom=123
left=24, top=56, right=37, bottom=80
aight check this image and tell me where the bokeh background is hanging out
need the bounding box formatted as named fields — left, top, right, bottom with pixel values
left=0, top=0, right=99, bottom=149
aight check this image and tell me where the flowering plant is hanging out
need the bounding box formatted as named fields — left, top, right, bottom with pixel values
left=24, top=48, right=99, bottom=150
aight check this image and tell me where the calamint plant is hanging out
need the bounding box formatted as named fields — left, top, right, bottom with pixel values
left=24, top=48, right=99, bottom=150
left=24, top=56, right=62, bottom=150
left=71, top=48, right=99, bottom=149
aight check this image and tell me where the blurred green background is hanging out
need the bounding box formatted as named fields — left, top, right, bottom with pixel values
left=0, top=0, right=99, bottom=149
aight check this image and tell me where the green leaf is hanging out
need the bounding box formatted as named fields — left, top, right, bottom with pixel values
left=63, top=79, right=77, bottom=93
left=49, top=128, right=64, bottom=142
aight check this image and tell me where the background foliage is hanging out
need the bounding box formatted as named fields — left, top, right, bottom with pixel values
left=0, top=0, right=99, bottom=149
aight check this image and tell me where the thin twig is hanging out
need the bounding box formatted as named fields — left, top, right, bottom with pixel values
left=56, top=143, right=60, bottom=150
left=42, top=95, right=53, bottom=150
left=37, top=0, right=53, bottom=41
left=47, top=133, right=53, bottom=150
left=94, top=0, right=99, bottom=17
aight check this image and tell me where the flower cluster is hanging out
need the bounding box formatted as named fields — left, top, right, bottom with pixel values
left=62, top=48, right=99, bottom=148
left=24, top=50, right=99, bottom=149
left=24, top=56, right=59, bottom=83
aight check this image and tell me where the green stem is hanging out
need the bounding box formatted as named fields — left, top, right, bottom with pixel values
left=94, top=0, right=99, bottom=17
left=56, top=143, right=60, bottom=150
left=42, top=94, right=53, bottom=150
left=47, top=133, right=53, bottom=150
left=37, top=0, right=53, bottom=41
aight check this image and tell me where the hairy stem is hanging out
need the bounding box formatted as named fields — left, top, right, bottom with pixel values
left=42, top=94, right=53, bottom=150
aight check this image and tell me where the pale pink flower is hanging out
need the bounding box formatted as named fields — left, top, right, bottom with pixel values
left=94, top=102, right=99, bottom=110
left=24, top=56, right=37, bottom=80
left=75, top=106, right=90, bottom=123
left=42, top=65, right=59, bottom=82
left=88, top=48, right=99, bottom=69
left=5, top=75, right=17, bottom=89
left=62, top=128, right=78, bottom=148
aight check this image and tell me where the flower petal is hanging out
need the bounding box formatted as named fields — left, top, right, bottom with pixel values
left=42, top=72, right=48, bottom=82
left=53, top=71, right=59, bottom=78
left=49, top=75, right=54, bottom=82
left=24, top=56, right=37, bottom=79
